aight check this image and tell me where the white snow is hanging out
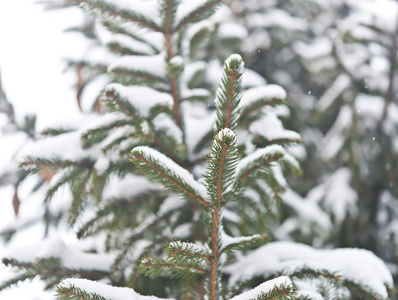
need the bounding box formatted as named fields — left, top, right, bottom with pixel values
left=102, top=0, right=161, bottom=28
left=355, top=94, right=384, bottom=121
left=249, top=113, right=301, bottom=142
left=109, top=34, right=156, bottom=55
left=218, top=22, right=248, bottom=40
left=153, top=113, right=183, bottom=145
left=294, top=37, right=332, bottom=60
left=60, top=278, right=173, bottom=300
left=19, top=130, right=101, bottom=163
left=319, top=105, right=352, bottom=160
left=181, top=61, right=207, bottom=85
left=316, top=74, right=351, bottom=113
left=216, top=127, right=236, bottom=141
left=94, top=156, right=110, bottom=175
left=181, top=88, right=210, bottom=100
left=225, top=241, right=393, bottom=299
left=235, top=145, right=285, bottom=180
left=206, top=60, right=266, bottom=89
left=5, top=237, right=115, bottom=272
left=103, top=173, right=160, bottom=200
left=307, top=168, right=358, bottom=225
left=221, top=229, right=261, bottom=250
left=104, top=83, right=173, bottom=116
left=242, top=68, right=267, bottom=87
left=174, top=0, right=208, bottom=28
left=183, top=102, right=215, bottom=159
left=132, top=146, right=208, bottom=200
left=230, top=276, right=293, bottom=299
left=282, top=188, right=332, bottom=232
left=108, top=54, right=166, bottom=78
left=248, top=10, right=308, bottom=31
left=241, top=85, right=286, bottom=108
left=157, top=195, right=186, bottom=216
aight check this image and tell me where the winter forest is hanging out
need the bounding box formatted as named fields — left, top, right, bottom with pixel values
left=0, top=0, right=397, bottom=299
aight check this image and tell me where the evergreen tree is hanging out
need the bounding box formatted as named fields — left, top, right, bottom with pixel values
left=221, top=1, right=398, bottom=292
left=0, top=1, right=395, bottom=300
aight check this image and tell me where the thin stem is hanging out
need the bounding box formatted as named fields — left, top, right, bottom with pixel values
left=209, top=207, right=220, bottom=300
left=165, top=33, right=182, bottom=129
left=209, top=141, right=228, bottom=300
left=225, top=69, right=237, bottom=129
left=381, top=15, right=398, bottom=122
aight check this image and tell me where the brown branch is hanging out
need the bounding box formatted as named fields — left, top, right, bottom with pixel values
left=134, top=155, right=209, bottom=207
left=165, top=0, right=174, bottom=33
left=165, top=33, right=182, bottom=129
left=225, top=69, right=237, bottom=129
left=62, top=288, right=88, bottom=300
left=209, top=207, right=220, bottom=300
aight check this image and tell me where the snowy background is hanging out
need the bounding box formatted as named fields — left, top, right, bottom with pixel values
left=0, top=1, right=83, bottom=298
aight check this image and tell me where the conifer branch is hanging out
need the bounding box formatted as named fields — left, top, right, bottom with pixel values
left=69, top=0, right=161, bottom=32
left=214, top=54, right=244, bottom=134
left=101, top=20, right=160, bottom=53
left=173, top=0, right=223, bottom=33
left=165, top=34, right=182, bottom=129
left=153, top=135, right=186, bottom=168
left=233, top=146, right=285, bottom=192
left=69, top=169, right=93, bottom=226
left=220, top=235, right=266, bottom=255
left=131, top=147, right=209, bottom=207
left=205, top=129, right=239, bottom=204
left=109, top=67, right=166, bottom=86
left=56, top=284, right=107, bottom=300
left=167, top=241, right=212, bottom=260
left=102, top=89, right=138, bottom=119
left=240, top=98, right=285, bottom=120
left=139, top=257, right=207, bottom=277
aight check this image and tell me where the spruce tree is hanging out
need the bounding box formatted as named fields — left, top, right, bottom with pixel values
left=0, top=1, right=394, bottom=300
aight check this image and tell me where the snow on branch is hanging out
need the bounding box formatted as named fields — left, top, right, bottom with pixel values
left=214, top=54, right=244, bottom=134
left=103, top=83, right=173, bottom=118
left=173, top=0, right=223, bottom=32
left=205, top=128, right=239, bottom=204
left=108, top=54, right=167, bottom=86
left=4, top=237, right=114, bottom=273
left=225, top=241, right=393, bottom=299
left=230, top=276, right=294, bottom=300
left=130, top=146, right=209, bottom=206
left=57, top=278, right=174, bottom=300
left=69, top=0, right=162, bottom=32
left=234, top=145, right=285, bottom=189
left=240, top=85, right=286, bottom=119
left=249, top=113, right=302, bottom=145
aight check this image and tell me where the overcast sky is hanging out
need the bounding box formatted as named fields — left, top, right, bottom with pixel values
left=0, top=2, right=83, bottom=298
left=0, top=0, right=84, bottom=131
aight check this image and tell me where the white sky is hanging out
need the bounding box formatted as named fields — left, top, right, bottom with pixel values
left=0, top=2, right=86, bottom=298
left=0, top=0, right=84, bottom=131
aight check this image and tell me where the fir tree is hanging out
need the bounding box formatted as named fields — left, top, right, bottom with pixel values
left=0, top=1, right=395, bottom=300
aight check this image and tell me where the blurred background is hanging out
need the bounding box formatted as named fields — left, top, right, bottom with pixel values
left=0, top=0, right=397, bottom=298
